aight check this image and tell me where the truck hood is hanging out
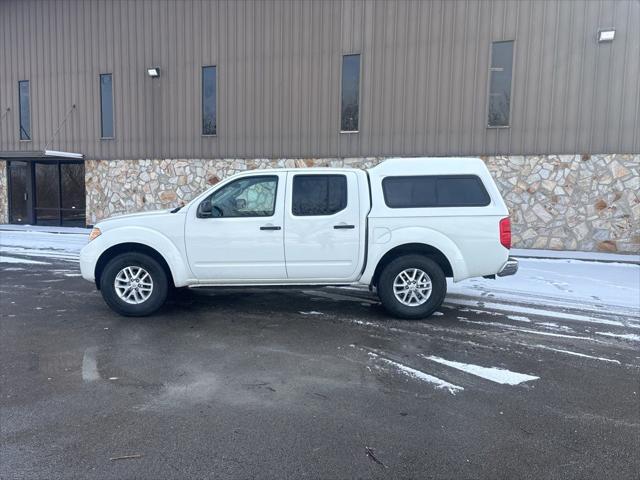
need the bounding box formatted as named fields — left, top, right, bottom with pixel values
left=96, top=209, right=178, bottom=229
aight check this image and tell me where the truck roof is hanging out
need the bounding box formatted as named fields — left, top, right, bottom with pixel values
left=367, top=157, right=488, bottom=176
left=236, top=157, right=487, bottom=175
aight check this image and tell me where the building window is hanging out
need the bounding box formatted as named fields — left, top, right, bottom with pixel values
left=292, top=175, right=348, bottom=216
left=382, top=175, right=491, bottom=208
left=18, top=80, right=31, bottom=140
left=99, top=74, right=114, bottom=138
left=488, top=41, right=514, bottom=127
left=340, top=54, right=360, bottom=132
left=202, top=66, right=217, bottom=135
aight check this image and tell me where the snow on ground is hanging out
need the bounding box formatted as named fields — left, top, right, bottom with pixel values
left=448, top=257, right=640, bottom=313
left=0, top=228, right=88, bottom=254
left=0, top=255, right=49, bottom=265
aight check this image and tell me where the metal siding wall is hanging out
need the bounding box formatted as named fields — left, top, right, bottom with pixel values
left=0, top=0, right=638, bottom=159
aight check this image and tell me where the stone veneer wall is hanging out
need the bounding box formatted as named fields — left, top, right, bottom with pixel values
left=85, top=154, right=639, bottom=253
left=0, top=160, right=7, bottom=224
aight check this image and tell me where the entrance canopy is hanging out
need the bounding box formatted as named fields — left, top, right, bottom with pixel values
left=0, top=150, right=84, bottom=160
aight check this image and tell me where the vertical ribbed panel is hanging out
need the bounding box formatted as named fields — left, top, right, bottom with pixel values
left=0, top=0, right=638, bottom=159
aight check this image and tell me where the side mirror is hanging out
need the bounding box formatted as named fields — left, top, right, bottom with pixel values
left=235, top=198, right=247, bottom=210
left=197, top=199, right=213, bottom=218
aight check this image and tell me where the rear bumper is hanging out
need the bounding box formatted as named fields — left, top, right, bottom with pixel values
left=497, top=257, right=519, bottom=277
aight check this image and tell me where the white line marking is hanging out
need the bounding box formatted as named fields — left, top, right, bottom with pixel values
left=299, top=311, right=324, bottom=315
left=531, top=345, right=621, bottom=364
left=507, top=315, right=531, bottom=323
left=421, top=355, right=539, bottom=385
left=371, top=354, right=464, bottom=395
left=82, top=347, right=100, bottom=382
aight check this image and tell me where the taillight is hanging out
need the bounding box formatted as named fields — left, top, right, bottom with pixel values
left=499, top=217, right=511, bottom=249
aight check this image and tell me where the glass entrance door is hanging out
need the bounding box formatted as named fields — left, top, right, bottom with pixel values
left=34, top=161, right=86, bottom=227
left=8, top=161, right=31, bottom=224
left=35, top=162, right=60, bottom=225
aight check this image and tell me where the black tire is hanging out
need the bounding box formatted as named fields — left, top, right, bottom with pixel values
left=377, top=255, right=447, bottom=320
left=99, top=253, right=169, bottom=317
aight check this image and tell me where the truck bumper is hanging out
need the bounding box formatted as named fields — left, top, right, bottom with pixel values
left=79, top=243, right=98, bottom=283
left=497, top=257, right=519, bottom=277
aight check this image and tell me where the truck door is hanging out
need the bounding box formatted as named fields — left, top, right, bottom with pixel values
left=284, top=171, right=361, bottom=280
left=185, top=173, right=286, bottom=281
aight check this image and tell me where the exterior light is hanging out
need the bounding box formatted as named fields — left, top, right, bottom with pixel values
left=89, top=227, right=102, bottom=242
left=597, top=29, right=615, bottom=43
left=147, top=67, right=160, bottom=78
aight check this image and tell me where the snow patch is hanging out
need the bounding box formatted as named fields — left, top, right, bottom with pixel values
left=595, top=332, right=640, bottom=342
left=81, top=347, right=100, bottom=382
left=459, top=319, right=592, bottom=340
left=507, top=315, right=531, bottom=323
left=422, top=355, right=539, bottom=385
left=0, top=230, right=87, bottom=252
left=448, top=298, right=626, bottom=327
left=448, top=257, right=640, bottom=312
left=0, top=255, right=49, bottom=265
left=537, top=322, right=559, bottom=328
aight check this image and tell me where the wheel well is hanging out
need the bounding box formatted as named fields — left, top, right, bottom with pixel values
left=94, top=243, right=175, bottom=290
left=371, top=243, right=454, bottom=287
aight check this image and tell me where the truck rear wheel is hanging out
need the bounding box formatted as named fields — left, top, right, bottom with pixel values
left=99, top=253, right=169, bottom=317
left=377, top=255, right=447, bottom=319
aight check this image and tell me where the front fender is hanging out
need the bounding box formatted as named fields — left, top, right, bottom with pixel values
left=360, top=226, right=469, bottom=284
left=80, top=226, right=192, bottom=287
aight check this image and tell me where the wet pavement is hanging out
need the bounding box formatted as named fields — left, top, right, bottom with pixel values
left=1, top=256, right=639, bottom=479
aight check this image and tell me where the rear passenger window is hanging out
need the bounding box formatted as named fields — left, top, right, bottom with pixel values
left=292, top=175, right=347, bottom=216
left=382, top=175, right=490, bottom=208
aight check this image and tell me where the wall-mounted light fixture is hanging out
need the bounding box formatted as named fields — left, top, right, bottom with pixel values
left=597, top=29, right=615, bottom=43
left=147, top=67, right=160, bottom=78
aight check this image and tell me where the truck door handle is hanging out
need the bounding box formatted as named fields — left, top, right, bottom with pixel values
left=260, top=225, right=281, bottom=231
left=334, top=224, right=355, bottom=229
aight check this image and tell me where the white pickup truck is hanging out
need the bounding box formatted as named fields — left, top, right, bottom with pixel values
left=80, top=157, right=517, bottom=319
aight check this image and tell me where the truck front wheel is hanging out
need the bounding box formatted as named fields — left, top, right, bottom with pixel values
left=99, top=253, right=169, bottom=317
left=377, top=255, right=447, bottom=319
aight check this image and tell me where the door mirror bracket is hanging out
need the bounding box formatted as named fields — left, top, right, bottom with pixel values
left=197, top=199, right=213, bottom=218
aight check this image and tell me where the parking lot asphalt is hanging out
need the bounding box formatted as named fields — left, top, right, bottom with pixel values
left=1, top=258, right=639, bottom=480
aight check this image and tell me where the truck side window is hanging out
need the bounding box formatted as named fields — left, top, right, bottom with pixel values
left=382, top=175, right=490, bottom=208
left=199, top=175, right=278, bottom=218
left=292, top=175, right=347, bottom=216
